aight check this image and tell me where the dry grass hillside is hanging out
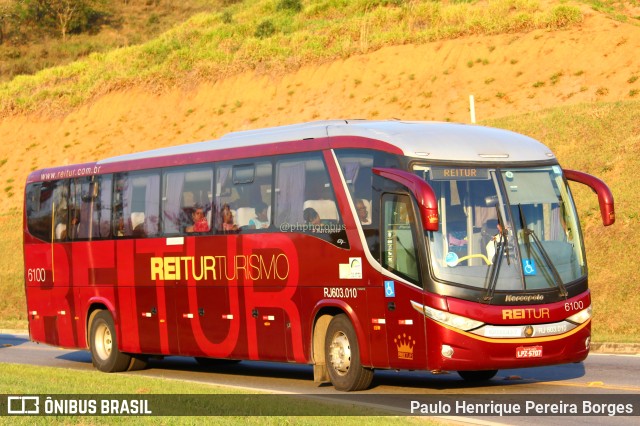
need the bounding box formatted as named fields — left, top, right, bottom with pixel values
left=0, top=0, right=639, bottom=339
left=0, top=4, right=638, bottom=213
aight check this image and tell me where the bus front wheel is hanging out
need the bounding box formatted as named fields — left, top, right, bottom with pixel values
left=457, top=370, right=498, bottom=382
left=90, top=310, right=132, bottom=373
left=325, top=314, right=373, bottom=391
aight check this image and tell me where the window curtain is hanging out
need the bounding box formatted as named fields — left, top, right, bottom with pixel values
left=163, top=172, right=185, bottom=234
left=123, top=175, right=133, bottom=236
left=342, top=161, right=360, bottom=194
left=98, top=175, right=113, bottom=238
left=549, top=205, right=563, bottom=241
left=215, top=165, right=232, bottom=229
left=77, top=181, right=94, bottom=239
left=144, top=174, right=160, bottom=236
left=276, top=161, right=306, bottom=225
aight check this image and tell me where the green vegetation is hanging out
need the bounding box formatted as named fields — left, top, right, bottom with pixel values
left=0, top=211, right=24, bottom=330
left=0, top=0, right=221, bottom=82
left=0, top=0, right=584, bottom=115
left=581, top=0, right=640, bottom=23
left=0, top=364, right=431, bottom=424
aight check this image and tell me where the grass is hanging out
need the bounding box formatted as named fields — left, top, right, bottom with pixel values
left=580, top=0, right=640, bottom=23
left=0, top=364, right=433, bottom=424
left=0, top=0, right=584, bottom=115
left=0, top=1, right=220, bottom=83
left=0, top=211, right=25, bottom=330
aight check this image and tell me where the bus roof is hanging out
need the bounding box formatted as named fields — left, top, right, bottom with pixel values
left=98, top=120, right=555, bottom=165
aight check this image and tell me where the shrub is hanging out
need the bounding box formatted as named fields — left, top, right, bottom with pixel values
left=255, top=20, right=276, bottom=38
left=277, top=0, right=303, bottom=13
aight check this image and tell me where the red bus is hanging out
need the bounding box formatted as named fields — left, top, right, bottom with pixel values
left=23, top=120, right=614, bottom=391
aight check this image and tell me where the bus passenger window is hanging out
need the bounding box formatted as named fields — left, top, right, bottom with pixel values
left=70, top=176, right=112, bottom=240
left=275, top=155, right=341, bottom=226
left=114, top=171, right=160, bottom=238
left=214, top=161, right=272, bottom=232
left=25, top=180, right=68, bottom=242
left=162, top=167, right=213, bottom=235
left=273, top=153, right=348, bottom=247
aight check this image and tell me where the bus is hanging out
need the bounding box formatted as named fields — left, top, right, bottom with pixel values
left=23, top=120, right=614, bottom=391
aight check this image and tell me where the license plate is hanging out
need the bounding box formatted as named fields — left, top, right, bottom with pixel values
left=516, top=345, right=543, bottom=358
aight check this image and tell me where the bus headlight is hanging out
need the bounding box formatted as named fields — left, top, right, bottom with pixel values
left=423, top=305, right=484, bottom=331
left=567, top=306, right=592, bottom=324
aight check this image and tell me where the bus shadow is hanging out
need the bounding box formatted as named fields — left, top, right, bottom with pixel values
left=0, top=333, right=30, bottom=349
left=370, top=362, right=586, bottom=390
left=48, top=350, right=586, bottom=392
left=149, top=357, right=316, bottom=383
left=140, top=356, right=585, bottom=391
left=57, top=350, right=92, bottom=364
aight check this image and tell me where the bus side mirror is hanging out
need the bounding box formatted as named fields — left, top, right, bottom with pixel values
left=564, top=169, right=615, bottom=226
left=372, top=167, right=439, bottom=231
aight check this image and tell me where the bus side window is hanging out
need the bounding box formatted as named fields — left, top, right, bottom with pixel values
left=71, top=176, right=111, bottom=241
left=275, top=154, right=342, bottom=227
left=275, top=159, right=306, bottom=226
left=162, top=167, right=213, bottom=235
left=113, top=171, right=160, bottom=238
left=26, top=181, right=65, bottom=242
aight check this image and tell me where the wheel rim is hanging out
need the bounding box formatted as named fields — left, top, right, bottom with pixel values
left=94, top=321, right=112, bottom=361
left=328, top=331, right=351, bottom=376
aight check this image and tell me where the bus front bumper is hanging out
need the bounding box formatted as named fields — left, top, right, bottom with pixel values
left=426, top=319, right=591, bottom=372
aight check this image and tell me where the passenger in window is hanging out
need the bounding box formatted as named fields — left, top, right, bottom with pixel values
left=186, top=204, right=210, bottom=233
left=484, top=219, right=503, bottom=264
left=355, top=199, right=369, bottom=224
left=221, top=203, right=238, bottom=232
left=68, top=211, right=80, bottom=240
left=116, top=217, right=125, bottom=237
left=132, top=223, right=146, bottom=237
left=248, top=201, right=269, bottom=230
left=55, top=223, right=67, bottom=241
left=303, top=207, right=321, bottom=226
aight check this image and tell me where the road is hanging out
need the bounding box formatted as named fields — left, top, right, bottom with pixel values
left=1, top=332, right=638, bottom=424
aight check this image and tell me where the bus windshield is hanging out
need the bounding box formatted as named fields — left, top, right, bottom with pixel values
left=413, top=165, right=586, bottom=293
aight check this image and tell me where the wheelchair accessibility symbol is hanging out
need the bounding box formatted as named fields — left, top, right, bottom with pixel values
left=522, top=259, right=537, bottom=276
left=384, top=280, right=395, bottom=298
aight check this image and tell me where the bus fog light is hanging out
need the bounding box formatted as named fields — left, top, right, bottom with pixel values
left=585, top=337, right=590, bottom=350
left=441, top=345, right=454, bottom=358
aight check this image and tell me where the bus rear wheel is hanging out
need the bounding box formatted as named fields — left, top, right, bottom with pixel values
left=90, top=310, right=132, bottom=373
left=457, top=370, right=498, bottom=382
left=325, top=314, right=373, bottom=391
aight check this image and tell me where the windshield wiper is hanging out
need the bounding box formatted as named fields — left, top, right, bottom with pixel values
left=482, top=205, right=509, bottom=303
left=518, top=204, right=568, bottom=298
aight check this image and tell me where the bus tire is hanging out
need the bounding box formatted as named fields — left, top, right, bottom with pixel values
left=325, top=314, right=373, bottom=391
left=457, top=370, right=498, bottom=382
left=90, top=310, right=131, bottom=372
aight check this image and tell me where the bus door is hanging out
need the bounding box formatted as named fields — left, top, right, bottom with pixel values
left=130, top=238, right=181, bottom=356
left=172, top=237, right=243, bottom=360
left=379, top=193, right=427, bottom=369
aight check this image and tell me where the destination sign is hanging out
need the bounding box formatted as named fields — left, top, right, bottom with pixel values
left=430, top=167, right=490, bottom=180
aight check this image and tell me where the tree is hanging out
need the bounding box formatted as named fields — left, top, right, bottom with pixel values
left=0, top=2, right=12, bottom=44
left=11, top=0, right=110, bottom=41
left=47, top=0, right=77, bottom=40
